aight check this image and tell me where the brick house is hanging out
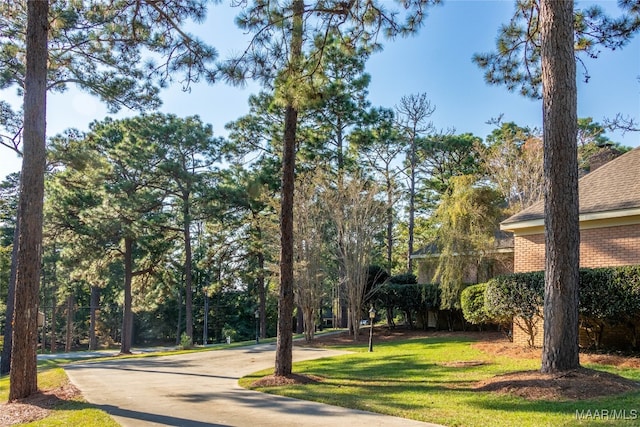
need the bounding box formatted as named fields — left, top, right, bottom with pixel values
left=500, top=146, right=640, bottom=346
left=413, top=232, right=514, bottom=286
left=411, top=232, right=514, bottom=328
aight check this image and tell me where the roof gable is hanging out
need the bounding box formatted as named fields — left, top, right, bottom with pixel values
left=502, top=146, right=640, bottom=226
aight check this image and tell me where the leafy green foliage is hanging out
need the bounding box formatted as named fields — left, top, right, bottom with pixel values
left=485, top=272, right=545, bottom=320
left=0, top=0, right=217, bottom=112
left=484, top=272, right=544, bottom=346
left=473, top=0, right=640, bottom=98
left=179, top=332, right=193, bottom=350
left=221, top=1, right=443, bottom=86
left=578, top=267, right=640, bottom=348
left=433, top=175, right=504, bottom=310
left=0, top=173, right=18, bottom=246
left=388, top=273, right=417, bottom=285
left=416, top=132, right=483, bottom=210
left=483, top=267, right=640, bottom=348
left=460, top=283, right=490, bottom=325
left=373, top=274, right=440, bottom=329
left=303, top=38, right=372, bottom=173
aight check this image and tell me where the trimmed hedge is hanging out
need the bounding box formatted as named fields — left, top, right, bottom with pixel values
left=460, top=283, right=490, bottom=325
left=483, top=272, right=544, bottom=347
left=469, top=266, right=640, bottom=349
left=374, top=278, right=441, bottom=329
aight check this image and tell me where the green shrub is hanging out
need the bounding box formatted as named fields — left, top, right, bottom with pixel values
left=484, top=272, right=544, bottom=347
left=374, top=280, right=440, bottom=330
left=460, top=283, right=490, bottom=325
left=179, top=332, right=193, bottom=350
left=482, top=266, right=640, bottom=349
left=388, top=273, right=417, bottom=285
left=222, top=325, right=238, bottom=343
left=581, top=266, right=640, bottom=348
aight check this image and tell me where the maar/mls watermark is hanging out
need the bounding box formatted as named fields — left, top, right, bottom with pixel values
left=576, top=409, right=638, bottom=421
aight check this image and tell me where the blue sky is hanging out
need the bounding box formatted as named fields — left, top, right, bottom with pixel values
left=1, top=0, right=639, bottom=179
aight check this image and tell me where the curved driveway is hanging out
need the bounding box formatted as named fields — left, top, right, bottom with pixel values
left=65, top=343, right=441, bottom=427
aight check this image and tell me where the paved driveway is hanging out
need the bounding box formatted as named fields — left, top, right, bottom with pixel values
left=65, top=343, right=441, bottom=427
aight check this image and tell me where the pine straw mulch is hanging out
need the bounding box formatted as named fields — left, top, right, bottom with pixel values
left=473, top=367, right=639, bottom=400
left=0, top=381, right=81, bottom=426
left=472, top=338, right=640, bottom=400
left=254, top=328, right=640, bottom=401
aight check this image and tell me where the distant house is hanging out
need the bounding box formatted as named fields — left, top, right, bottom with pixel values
left=410, top=231, right=514, bottom=329
left=501, top=146, right=640, bottom=346
left=412, top=232, right=514, bottom=286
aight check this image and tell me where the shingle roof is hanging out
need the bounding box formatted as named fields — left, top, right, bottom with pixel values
left=502, top=146, right=640, bottom=225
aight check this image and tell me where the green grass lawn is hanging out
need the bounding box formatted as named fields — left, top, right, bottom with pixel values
left=3, top=333, right=640, bottom=426
left=240, top=336, right=640, bottom=427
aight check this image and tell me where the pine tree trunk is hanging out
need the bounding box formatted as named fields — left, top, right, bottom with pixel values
left=89, top=285, right=99, bottom=350
left=274, top=0, right=303, bottom=378
left=275, top=101, right=297, bottom=377
left=540, top=0, right=580, bottom=373
left=176, top=288, right=183, bottom=345
left=407, top=135, right=417, bottom=273
left=50, top=297, right=57, bottom=353
left=203, top=292, right=209, bottom=344
left=9, top=0, right=48, bottom=400
left=296, top=306, right=304, bottom=334
left=184, top=200, right=193, bottom=341
left=120, top=236, right=134, bottom=354
left=256, top=249, right=266, bottom=339
left=65, top=295, right=74, bottom=352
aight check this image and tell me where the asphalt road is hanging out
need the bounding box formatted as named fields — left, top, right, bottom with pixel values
left=64, top=343, right=442, bottom=427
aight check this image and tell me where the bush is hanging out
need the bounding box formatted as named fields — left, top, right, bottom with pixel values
left=460, top=283, right=490, bottom=325
left=222, top=325, right=238, bottom=343
left=580, top=266, right=640, bottom=348
left=388, top=273, right=417, bottom=285
left=179, top=332, right=193, bottom=350
left=484, top=272, right=544, bottom=347
left=373, top=279, right=439, bottom=330
left=482, top=266, right=640, bottom=349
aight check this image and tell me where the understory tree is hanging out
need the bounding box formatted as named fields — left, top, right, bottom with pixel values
left=293, top=172, right=329, bottom=342
left=477, top=122, right=544, bottom=214
left=433, top=175, right=503, bottom=312
left=352, top=108, right=405, bottom=274
left=326, top=173, right=385, bottom=340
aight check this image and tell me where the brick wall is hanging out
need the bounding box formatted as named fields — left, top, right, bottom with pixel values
left=578, top=322, right=638, bottom=350
left=417, top=259, right=438, bottom=284
left=512, top=222, right=640, bottom=347
left=514, top=233, right=545, bottom=273
left=514, top=223, right=640, bottom=273
left=580, top=224, right=640, bottom=268
left=512, top=315, right=544, bottom=348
